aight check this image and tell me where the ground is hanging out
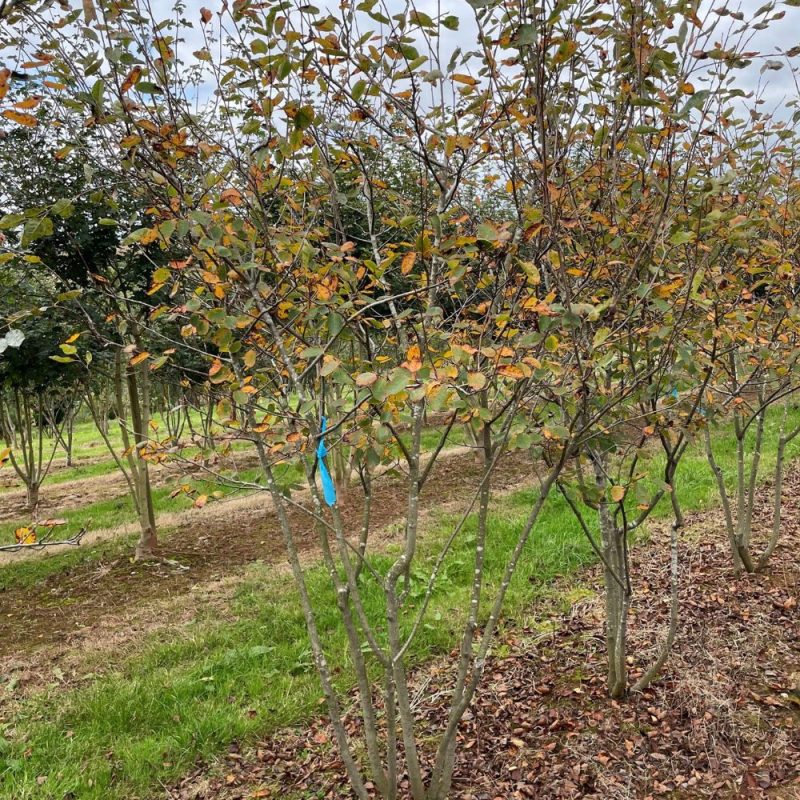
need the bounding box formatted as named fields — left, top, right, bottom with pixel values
left=169, top=477, right=800, bottom=800
left=0, top=416, right=798, bottom=799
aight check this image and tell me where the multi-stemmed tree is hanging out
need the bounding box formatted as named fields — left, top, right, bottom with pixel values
left=0, top=0, right=797, bottom=796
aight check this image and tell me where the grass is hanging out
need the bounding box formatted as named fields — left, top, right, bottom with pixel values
left=1, top=409, right=799, bottom=799
left=0, top=425, right=464, bottom=547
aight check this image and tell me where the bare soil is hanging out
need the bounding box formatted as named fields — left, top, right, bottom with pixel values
left=169, top=471, right=800, bottom=800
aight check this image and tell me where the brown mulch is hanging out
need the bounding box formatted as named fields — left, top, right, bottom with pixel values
left=170, top=474, right=800, bottom=800
left=0, top=449, right=534, bottom=657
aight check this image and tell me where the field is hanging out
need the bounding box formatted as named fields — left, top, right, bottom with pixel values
left=0, top=412, right=798, bottom=799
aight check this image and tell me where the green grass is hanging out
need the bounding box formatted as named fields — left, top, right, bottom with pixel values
left=1, top=409, right=798, bottom=799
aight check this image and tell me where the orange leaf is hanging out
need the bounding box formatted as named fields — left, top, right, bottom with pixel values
left=200, top=6, right=212, bottom=23
left=402, top=344, right=422, bottom=373
left=220, top=187, right=243, bottom=206
left=610, top=485, right=626, bottom=502
left=452, top=73, right=477, bottom=86
left=129, top=351, right=150, bottom=366
left=14, top=96, right=41, bottom=110
left=120, top=66, right=141, bottom=94
left=139, top=227, right=160, bottom=245
left=14, top=527, right=36, bottom=545
left=2, top=110, right=37, bottom=127
left=401, top=251, right=417, bottom=275
left=499, top=364, right=525, bottom=380
left=20, top=57, right=52, bottom=68
left=194, top=494, right=208, bottom=508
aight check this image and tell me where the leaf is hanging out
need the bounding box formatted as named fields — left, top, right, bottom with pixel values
left=544, top=334, right=559, bottom=353
left=403, top=344, right=423, bottom=373
left=51, top=198, right=75, bottom=218
left=220, top=187, right=243, bottom=206
left=200, top=6, right=212, bottom=23
left=294, top=105, right=315, bottom=130
left=320, top=355, right=340, bottom=377
left=476, top=222, right=498, bottom=242
left=2, top=109, right=38, bottom=127
left=669, top=229, right=695, bottom=246
left=518, top=23, right=536, bottom=44
left=499, top=364, right=525, bottom=380
left=401, top=251, right=417, bottom=275
left=22, top=216, right=53, bottom=245
left=14, top=527, right=36, bottom=545
left=14, top=96, right=41, bottom=110
left=452, top=73, right=477, bottom=86
left=120, top=66, right=141, bottom=94
left=0, top=213, right=24, bottom=229
left=610, top=485, right=626, bottom=502
left=520, top=261, right=540, bottom=284
left=467, top=372, right=487, bottom=390
left=355, top=372, right=378, bottom=387
left=194, top=494, right=208, bottom=508
left=129, top=352, right=150, bottom=366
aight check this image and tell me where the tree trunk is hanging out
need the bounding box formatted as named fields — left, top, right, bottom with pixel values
left=26, top=481, right=40, bottom=511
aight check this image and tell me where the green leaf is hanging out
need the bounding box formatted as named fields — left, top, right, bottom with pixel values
left=592, top=327, right=611, bottom=348
left=294, top=105, right=315, bottom=130
left=669, top=229, right=695, bottom=246
left=517, top=23, right=536, bottom=44
left=51, top=198, right=75, bottom=218
left=0, top=213, right=24, bottom=230
left=476, top=222, right=498, bottom=242
left=21, top=216, right=54, bottom=246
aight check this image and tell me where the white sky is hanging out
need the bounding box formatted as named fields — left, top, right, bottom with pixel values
left=155, top=0, right=800, bottom=116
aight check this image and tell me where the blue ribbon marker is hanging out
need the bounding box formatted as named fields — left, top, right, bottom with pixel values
left=317, top=416, right=338, bottom=507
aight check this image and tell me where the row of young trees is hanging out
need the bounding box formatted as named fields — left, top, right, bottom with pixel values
left=1, top=0, right=799, bottom=795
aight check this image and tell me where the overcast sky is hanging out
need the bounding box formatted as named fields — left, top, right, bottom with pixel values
left=151, top=0, right=799, bottom=120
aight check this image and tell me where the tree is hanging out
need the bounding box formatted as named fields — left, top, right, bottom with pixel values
left=0, top=121, right=173, bottom=558
left=0, top=275, right=79, bottom=509
left=1, top=0, right=797, bottom=793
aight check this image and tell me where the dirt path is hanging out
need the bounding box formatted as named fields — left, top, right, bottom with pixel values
left=0, top=449, right=535, bottom=660
left=0, top=447, right=262, bottom=523
left=171, top=471, right=800, bottom=800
